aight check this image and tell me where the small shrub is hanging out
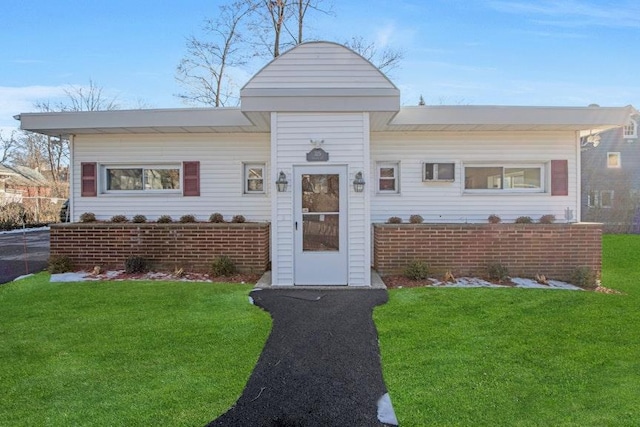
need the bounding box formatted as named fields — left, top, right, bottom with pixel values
left=231, top=215, right=246, bottom=223
left=156, top=215, right=173, bottom=223
left=488, top=214, right=501, bottom=224
left=409, top=214, right=424, bottom=224
left=487, top=262, right=509, bottom=281
left=124, top=256, right=149, bottom=274
left=404, top=260, right=430, bottom=281
left=514, top=216, right=533, bottom=224
left=110, top=214, right=128, bottom=223
left=79, top=212, right=97, bottom=223
left=209, top=212, right=225, bottom=223
left=387, top=216, right=402, bottom=224
left=539, top=214, right=556, bottom=224
left=572, top=266, right=597, bottom=289
left=132, top=214, right=147, bottom=223
left=179, top=214, right=197, bottom=223
left=48, top=255, right=73, bottom=274
left=0, top=202, right=28, bottom=230
left=211, top=255, right=237, bottom=276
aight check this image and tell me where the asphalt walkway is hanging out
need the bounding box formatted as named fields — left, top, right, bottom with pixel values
left=207, top=288, right=398, bottom=426
left=0, top=229, right=49, bottom=284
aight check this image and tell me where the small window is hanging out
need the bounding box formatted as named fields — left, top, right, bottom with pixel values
left=464, top=165, right=543, bottom=192
left=424, top=162, right=455, bottom=181
left=588, top=190, right=614, bottom=208
left=244, top=163, right=265, bottom=194
left=377, top=162, right=400, bottom=193
left=104, top=165, right=180, bottom=192
left=623, top=120, right=637, bottom=138
left=607, top=152, right=621, bottom=168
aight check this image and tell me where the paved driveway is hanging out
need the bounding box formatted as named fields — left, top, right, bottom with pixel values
left=0, top=230, right=50, bottom=284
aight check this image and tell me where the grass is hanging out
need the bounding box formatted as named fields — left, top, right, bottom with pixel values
left=1, top=235, right=639, bottom=426
left=375, top=234, right=640, bottom=426
left=0, top=277, right=271, bottom=426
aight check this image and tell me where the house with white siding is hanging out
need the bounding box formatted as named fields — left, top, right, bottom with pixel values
left=18, top=41, right=635, bottom=286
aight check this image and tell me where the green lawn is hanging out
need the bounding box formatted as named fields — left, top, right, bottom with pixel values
left=375, top=234, right=640, bottom=426
left=2, top=235, right=639, bottom=426
left=0, top=279, right=271, bottom=426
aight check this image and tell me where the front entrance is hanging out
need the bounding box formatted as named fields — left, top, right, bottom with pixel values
left=293, top=166, right=348, bottom=285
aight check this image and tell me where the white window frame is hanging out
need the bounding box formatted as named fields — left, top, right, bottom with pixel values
left=587, top=190, right=596, bottom=208
left=588, top=190, right=614, bottom=208
left=243, top=163, right=266, bottom=195
left=101, top=164, right=182, bottom=194
left=423, top=162, right=456, bottom=182
left=463, top=163, right=545, bottom=194
left=623, top=119, right=637, bottom=139
left=607, top=152, right=621, bottom=168
left=600, top=190, right=614, bottom=208
left=376, top=161, right=400, bottom=194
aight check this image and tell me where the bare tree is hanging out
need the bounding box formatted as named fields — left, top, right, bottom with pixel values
left=250, top=0, right=331, bottom=58
left=0, top=131, right=18, bottom=164
left=14, top=80, right=120, bottom=183
left=12, top=132, right=49, bottom=172
left=291, top=0, right=333, bottom=44
left=35, top=79, right=120, bottom=113
left=266, top=0, right=288, bottom=58
left=344, top=36, right=404, bottom=75
left=176, top=0, right=255, bottom=106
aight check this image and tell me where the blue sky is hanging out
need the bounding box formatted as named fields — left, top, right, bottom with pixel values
left=2, top=0, right=639, bottom=134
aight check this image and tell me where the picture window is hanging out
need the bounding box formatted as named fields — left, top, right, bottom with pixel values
left=104, top=165, right=180, bottom=192
left=464, top=164, right=544, bottom=192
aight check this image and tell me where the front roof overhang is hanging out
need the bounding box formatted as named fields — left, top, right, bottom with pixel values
left=17, top=107, right=266, bottom=137
left=18, top=104, right=636, bottom=137
left=373, top=105, right=638, bottom=132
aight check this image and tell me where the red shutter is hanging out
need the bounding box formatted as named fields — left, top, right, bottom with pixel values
left=81, top=162, right=97, bottom=197
left=551, top=160, right=568, bottom=196
left=183, top=161, right=200, bottom=196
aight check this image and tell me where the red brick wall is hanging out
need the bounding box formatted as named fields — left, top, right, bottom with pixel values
left=373, top=223, right=602, bottom=281
left=50, top=222, right=270, bottom=273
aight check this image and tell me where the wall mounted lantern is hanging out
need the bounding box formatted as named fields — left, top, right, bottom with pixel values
left=276, top=171, right=288, bottom=192
left=353, top=171, right=365, bottom=193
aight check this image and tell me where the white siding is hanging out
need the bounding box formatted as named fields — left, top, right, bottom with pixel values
left=271, top=112, right=370, bottom=286
left=244, top=42, right=394, bottom=90
left=370, top=131, right=579, bottom=223
left=71, top=133, right=270, bottom=222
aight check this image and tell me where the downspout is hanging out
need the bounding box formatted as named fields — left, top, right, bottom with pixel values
left=68, top=134, right=74, bottom=222
left=575, top=130, right=581, bottom=222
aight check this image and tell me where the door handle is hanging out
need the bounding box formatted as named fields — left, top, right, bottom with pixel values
left=295, top=221, right=298, bottom=230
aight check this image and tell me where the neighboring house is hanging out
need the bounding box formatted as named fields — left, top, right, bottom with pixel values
left=0, top=163, right=51, bottom=203
left=18, top=42, right=634, bottom=286
left=581, top=118, right=640, bottom=232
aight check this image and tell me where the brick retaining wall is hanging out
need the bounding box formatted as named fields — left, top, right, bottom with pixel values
left=50, top=222, right=270, bottom=273
left=373, top=223, right=602, bottom=281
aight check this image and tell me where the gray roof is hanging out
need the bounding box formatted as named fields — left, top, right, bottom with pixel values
left=0, top=163, right=49, bottom=187
left=14, top=41, right=638, bottom=137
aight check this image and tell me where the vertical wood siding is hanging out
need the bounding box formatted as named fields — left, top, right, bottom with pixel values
left=370, top=131, right=579, bottom=223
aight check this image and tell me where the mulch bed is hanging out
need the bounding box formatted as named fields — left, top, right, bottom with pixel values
left=382, top=274, right=623, bottom=294
left=382, top=274, right=514, bottom=289
left=81, top=269, right=261, bottom=284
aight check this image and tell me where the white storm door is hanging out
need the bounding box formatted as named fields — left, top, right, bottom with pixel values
left=294, top=166, right=348, bottom=285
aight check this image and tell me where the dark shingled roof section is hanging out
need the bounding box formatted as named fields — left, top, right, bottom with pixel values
left=207, top=288, right=397, bottom=427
